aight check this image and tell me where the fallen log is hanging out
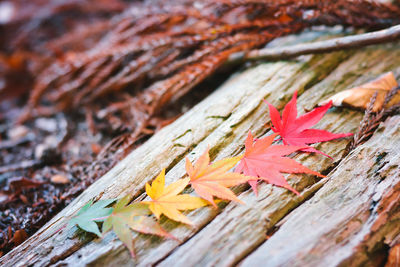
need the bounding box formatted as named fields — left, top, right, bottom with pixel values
left=2, top=40, right=400, bottom=266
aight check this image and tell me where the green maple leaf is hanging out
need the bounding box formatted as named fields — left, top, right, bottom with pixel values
left=102, top=196, right=175, bottom=257
left=67, top=199, right=115, bottom=237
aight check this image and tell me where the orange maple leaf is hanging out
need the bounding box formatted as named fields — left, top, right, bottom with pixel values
left=186, top=148, right=250, bottom=207
left=143, top=169, right=209, bottom=225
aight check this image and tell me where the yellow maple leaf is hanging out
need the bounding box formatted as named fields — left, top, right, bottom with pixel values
left=186, top=147, right=250, bottom=207
left=143, top=169, right=209, bottom=225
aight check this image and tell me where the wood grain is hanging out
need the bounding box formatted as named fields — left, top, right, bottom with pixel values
left=157, top=48, right=400, bottom=267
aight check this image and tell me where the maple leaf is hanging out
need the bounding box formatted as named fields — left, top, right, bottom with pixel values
left=143, top=169, right=209, bottom=225
left=321, top=72, right=399, bottom=112
left=186, top=148, right=250, bottom=207
left=102, top=196, right=173, bottom=257
left=266, top=91, right=352, bottom=157
left=67, top=199, right=115, bottom=237
left=235, top=132, right=325, bottom=195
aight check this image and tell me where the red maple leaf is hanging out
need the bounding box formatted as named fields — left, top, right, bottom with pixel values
left=265, top=91, right=353, bottom=158
left=235, top=132, right=325, bottom=195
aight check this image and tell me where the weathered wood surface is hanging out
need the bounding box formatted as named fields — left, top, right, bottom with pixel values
left=240, top=115, right=400, bottom=267
left=2, top=38, right=400, bottom=266
left=157, top=49, right=400, bottom=267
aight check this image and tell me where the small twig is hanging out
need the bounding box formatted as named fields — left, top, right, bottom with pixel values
left=229, top=25, right=400, bottom=63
